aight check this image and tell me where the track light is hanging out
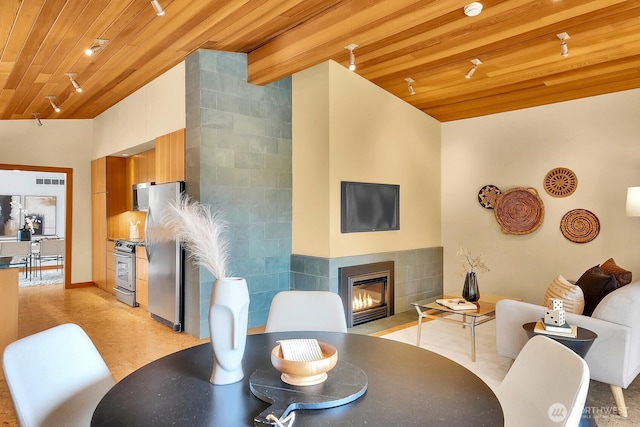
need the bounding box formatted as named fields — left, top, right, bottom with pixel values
left=33, top=113, right=42, bottom=127
left=150, top=0, right=165, bottom=16
left=405, top=78, right=416, bottom=95
left=65, top=73, right=83, bottom=93
left=85, top=39, right=108, bottom=56
left=465, top=58, right=482, bottom=79
left=46, top=96, right=61, bottom=113
left=557, top=32, right=570, bottom=57
left=344, top=44, right=358, bottom=71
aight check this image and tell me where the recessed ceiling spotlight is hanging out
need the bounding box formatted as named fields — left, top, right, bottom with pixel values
left=464, top=2, right=483, bottom=17
left=46, top=95, right=61, bottom=113
left=557, top=32, right=570, bottom=57
left=404, top=78, right=416, bottom=95
left=465, top=58, right=482, bottom=79
left=85, top=39, right=108, bottom=56
left=344, top=44, right=358, bottom=71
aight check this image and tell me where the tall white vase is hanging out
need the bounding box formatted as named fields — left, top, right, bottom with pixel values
left=208, top=277, right=250, bottom=385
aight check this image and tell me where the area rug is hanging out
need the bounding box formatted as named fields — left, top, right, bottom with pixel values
left=380, top=320, right=640, bottom=426
left=380, top=318, right=510, bottom=390
left=18, top=269, right=63, bottom=287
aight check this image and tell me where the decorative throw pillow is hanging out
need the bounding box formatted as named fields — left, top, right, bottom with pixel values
left=575, top=266, right=617, bottom=316
left=600, top=258, right=632, bottom=288
left=543, top=275, right=585, bottom=314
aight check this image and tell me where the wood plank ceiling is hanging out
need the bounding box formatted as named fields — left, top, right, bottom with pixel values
left=2, top=0, right=640, bottom=123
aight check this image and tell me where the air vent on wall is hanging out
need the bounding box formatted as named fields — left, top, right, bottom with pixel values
left=35, top=178, right=65, bottom=185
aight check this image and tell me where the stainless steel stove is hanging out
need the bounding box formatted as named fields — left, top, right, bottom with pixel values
left=114, top=240, right=138, bottom=307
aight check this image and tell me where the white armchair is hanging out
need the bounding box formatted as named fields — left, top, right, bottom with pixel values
left=496, top=280, right=640, bottom=418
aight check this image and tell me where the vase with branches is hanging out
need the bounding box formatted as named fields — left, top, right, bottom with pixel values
left=157, top=194, right=249, bottom=385
left=456, top=245, right=490, bottom=302
left=10, top=201, right=40, bottom=240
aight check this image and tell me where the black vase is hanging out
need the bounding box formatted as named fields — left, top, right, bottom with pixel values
left=17, top=229, right=31, bottom=241
left=462, top=271, right=480, bottom=302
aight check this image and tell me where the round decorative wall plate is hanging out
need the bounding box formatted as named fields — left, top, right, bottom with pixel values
left=544, top=167, right=578, bottom=197
left=494, top=187, right=545, bottom=235
left=560, top=209, right=600, bottom=243
left=477, top=185, right=501, bottom=209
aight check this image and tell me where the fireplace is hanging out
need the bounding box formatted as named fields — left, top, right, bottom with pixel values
left=339, top=261, right=394, bottom=327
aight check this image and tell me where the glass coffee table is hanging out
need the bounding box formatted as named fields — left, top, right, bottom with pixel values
left=411, top=294, right=516, bottom=362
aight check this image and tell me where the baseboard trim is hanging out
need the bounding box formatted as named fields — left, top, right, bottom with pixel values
left=67, top=281, right=94, bottom=289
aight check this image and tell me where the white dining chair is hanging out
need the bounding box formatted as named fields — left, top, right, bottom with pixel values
left=265, top=290, right=348, bottom=333
left=37, top=238, right=65, bottom=277
left=2, top=323, right=116, bottom=427
left=495, top=334, right=590, bottom=427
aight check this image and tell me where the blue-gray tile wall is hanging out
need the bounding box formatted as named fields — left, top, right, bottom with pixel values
left=291, top=247, right=443, bottom=313
left=184, top=49, right=440, bottom=337
left=185, top=50, right=292, bottom=335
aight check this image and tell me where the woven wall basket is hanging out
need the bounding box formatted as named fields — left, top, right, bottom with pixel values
left=560, top=209, right=600, bottom=243
left=544, top=167, right=578, bottom=198
left=494, top=187, right=545, bottom=235
left=478, top=185, right=501, bottom=209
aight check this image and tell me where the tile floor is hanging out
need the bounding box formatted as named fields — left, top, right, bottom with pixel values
left=0, top=284, right=414, bottom=426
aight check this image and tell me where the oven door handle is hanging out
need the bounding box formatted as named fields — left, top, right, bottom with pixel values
left=114, top=253, right=133, bottom=259
left=115, top=287, right=134, bottom=296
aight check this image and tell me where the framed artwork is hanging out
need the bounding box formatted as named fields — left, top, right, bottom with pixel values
left=24, top=195, right=57, bottom=236
left=0, top=195, right=21, bottom=236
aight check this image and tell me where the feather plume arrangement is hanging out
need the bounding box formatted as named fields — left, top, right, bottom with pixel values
left=155, top=194, right=230, bottom=279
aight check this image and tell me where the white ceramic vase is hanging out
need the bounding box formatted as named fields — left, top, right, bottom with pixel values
left=208, top=277, right=250, bottom=385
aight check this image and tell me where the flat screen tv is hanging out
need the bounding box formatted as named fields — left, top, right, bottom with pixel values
left=341, top=181, right=400, bottom=233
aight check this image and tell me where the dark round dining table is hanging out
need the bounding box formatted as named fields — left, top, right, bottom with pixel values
left=91, top=331, right=503, bottom=426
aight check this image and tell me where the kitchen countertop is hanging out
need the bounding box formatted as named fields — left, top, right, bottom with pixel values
left=0, top=262, right=25, bottom=269
left=108, top=238, right=146, bottom=246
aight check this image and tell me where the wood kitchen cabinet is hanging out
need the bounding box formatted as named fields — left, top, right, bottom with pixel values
left=136, top=246, right=149, bottom=310
left=91, top=157, right=107, bottom=193
left=91, top=192, right=107, bottom=291
left=106, top=157, right=127, bottom=239
left=0, top=267, right=18, bottom=380
left=92, top=156, right=126, bottom=292
left=138, top=149, right=156, bottom=183
left=155, top=129, right=185, bottom=183
left=106, top=240, right=116, bottom=295
left=126, top=149, right=156, bottom=211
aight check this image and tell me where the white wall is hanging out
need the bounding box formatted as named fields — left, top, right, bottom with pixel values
left=0, top=119, right=92, bottom=282
left=293, top=60, right=442, bottom=258
left=442, top=89, right=640, bottom=303
left=93, top=62, right=186, bottom=158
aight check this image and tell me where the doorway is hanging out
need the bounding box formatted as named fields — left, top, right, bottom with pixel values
left=0, top=164, right=73, bottom=288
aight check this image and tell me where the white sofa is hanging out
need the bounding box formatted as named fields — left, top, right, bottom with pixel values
left=496, top=280, right=640, bottom=418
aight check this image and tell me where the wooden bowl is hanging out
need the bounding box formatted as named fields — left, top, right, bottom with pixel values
left=271, top=342, right=338, bottom=386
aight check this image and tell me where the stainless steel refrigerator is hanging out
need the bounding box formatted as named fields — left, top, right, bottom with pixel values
left=145, top=181, right=185, bottom=331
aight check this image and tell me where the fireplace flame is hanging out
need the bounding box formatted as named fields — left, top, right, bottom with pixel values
left=352, top=292, right=374, bottom=311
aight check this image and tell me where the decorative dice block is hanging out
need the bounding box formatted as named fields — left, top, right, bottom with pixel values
left=544, top=309, right=566, bottom=326
left=549, top=298, right=563, bottom=311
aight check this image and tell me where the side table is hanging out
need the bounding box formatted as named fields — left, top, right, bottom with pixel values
left=522, top=322, right=597, bottom=427
left=522, top=322, right=597, bottom=358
